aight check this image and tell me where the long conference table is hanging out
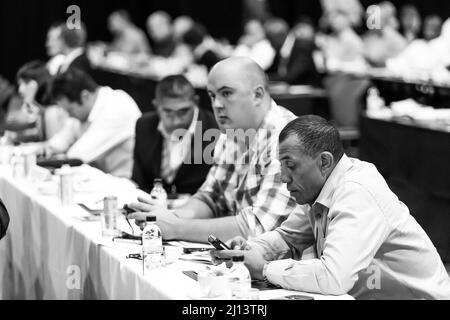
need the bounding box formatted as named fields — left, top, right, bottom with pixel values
left=0, top=164, right=352, bottom=300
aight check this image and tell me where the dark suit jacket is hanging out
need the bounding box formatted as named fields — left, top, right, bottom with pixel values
left=132, top=108, right=218, bottom=195
left=269, top=38, right=321, bottom=86
left=0, top=199, right=9, bottom=240
left=67, top=52, right=93, bottom=76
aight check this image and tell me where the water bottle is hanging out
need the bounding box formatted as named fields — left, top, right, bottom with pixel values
left=150, top=178, right=168, bottom=208
left=229, top=255, right=252, bottom=299
left=142, top=216, right=164, bottom=275
left=57, top=165, right=74, bottom=206
left=101, top=196, right=121, bottom=238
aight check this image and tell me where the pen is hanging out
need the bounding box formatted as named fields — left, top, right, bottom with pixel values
left=183, top=248, right=212, bottom=254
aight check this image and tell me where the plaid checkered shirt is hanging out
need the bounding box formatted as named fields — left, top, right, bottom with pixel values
left=192, top=101, right=305, bottom=237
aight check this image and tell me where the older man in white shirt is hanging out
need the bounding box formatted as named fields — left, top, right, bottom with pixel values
left=213, top=115, right=450, bottom=300
left=46, top=68, right=142, bottom=177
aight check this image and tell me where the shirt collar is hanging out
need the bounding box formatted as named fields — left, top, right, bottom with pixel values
left=313, top=154, right=352, bottom=210
left=158, top=106, right=199, bottom=140
left=246, top=100, right=280, bottom=154
left=63, top=48, right=84, bottom=68
left=87, top=87, right=108, bottom=123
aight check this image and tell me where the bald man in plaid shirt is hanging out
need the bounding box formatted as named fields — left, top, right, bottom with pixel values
left=129, top=57, right=304, bottom=243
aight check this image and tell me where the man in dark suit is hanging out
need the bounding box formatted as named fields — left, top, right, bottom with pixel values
left=0, top=199, right=9, bottom=240
left=57, top=23, right=92, bottom=75
left=265, top=17, right=321, bottom=86
left=132, top=75, right=218, bottom=195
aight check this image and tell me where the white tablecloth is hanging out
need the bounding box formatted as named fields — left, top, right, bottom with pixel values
left=0, top=165, right=353, bottom=300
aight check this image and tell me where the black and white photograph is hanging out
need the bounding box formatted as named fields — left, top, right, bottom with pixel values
left=0, top=0, right=449, bottom=306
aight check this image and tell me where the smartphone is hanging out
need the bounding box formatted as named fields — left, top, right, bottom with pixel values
left=208, top=235, right=230, bottom=250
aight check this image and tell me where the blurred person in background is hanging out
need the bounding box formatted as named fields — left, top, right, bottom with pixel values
left=5, top=61, right=68, bottom=142
left=363, top=2, right=407, bottom=67
left=233, top=19, right=275, bottom=71
left=132, top=75, right=218, bottom=195
left=146, top=11, right=176, bottom=58
left=317, top=0, right=370, bottom=128
left=144, top=11, right=194, bottom=78
left=173, top=15, right=195, bottom=43
left=45, top=22, right=66, bottom=76
left=316, top=0, right=366, bottom=72
left=57, top=22, right=92, bottom=75
left=400, top=5, right=422, bottom=43
left=108, top=10, right=150, bottom=55
left=265, top=16, right=321, bottom=86
left=182, top=23, right=222, bottom=71
left=423, top=15, right=443, bottom=41
left=45, top=69, right=141, bottom=177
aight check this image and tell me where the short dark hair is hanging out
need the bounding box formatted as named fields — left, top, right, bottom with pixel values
left=155, top=75, right=196, bottom=101
left=50, top=68, right=98, bottom=104
left=16, top=60, right=52, bottom=105
left=60, top=22, right=87, bottom=48
left=279, top=115, right=345, bottom=161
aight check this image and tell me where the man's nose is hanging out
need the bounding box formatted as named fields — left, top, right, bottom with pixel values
left=280, top=167, right=291, bottom=184
left=211, top=97, right=224, bottom=111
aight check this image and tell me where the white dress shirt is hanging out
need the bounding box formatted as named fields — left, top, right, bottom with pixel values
left=252, top=155, right=450, bottom=299
left=48, top=86, right=142, bottom=177
left=158, top=107, right=199, bottom=184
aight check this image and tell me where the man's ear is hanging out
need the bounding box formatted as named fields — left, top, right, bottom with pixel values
left=319, top=152, right=334, bottom=176
left=254, top=86, right=265, bottom=105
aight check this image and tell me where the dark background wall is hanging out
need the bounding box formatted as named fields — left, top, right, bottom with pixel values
left=0, top=0, right=449, bottom=83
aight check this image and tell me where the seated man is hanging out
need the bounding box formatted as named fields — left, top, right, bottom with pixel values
left=108, top=10, right=150, bottom=55
left=0, top=199, right=9, bottom=240
left=128, top=57, right=302, bottom=243
left=46, top=68, right=142, bottom=178
left=132, top=75, right=218, bottom=195
left=214, top=115, right=450, bottom=299
left=57, top=23, right=92, bottom=75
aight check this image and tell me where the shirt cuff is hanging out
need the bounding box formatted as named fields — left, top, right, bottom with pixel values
left=265, top=259, right=295, bottom=286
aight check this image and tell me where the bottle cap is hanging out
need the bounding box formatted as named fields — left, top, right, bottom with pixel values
left=232, top=255, right=245, bottom=262
left=154, top=178, right=163, bottom=184
left=146, top=216, right=157, bottom=222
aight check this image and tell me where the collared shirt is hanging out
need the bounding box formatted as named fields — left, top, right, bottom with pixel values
left=48, top=86, right=142, bottom=177
left=158, top=107, right=199, bottom=184
left=253, top=155, right=450, bottom=299
left=192, top=101, right=303, bottom=237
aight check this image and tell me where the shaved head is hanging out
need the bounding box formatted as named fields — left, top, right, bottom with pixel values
left=209, top=57, right=269, bottom=92
left=206, top=57, right=272, bottom=132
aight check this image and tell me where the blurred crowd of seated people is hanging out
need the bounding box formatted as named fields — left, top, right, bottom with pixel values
left=1, top=1, right=450, bottom=164
left=85, top=3, right=450, bottom=88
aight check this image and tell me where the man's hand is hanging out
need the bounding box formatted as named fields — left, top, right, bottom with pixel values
left=227, top=236, right=249, bottom=250
left=127, top=209, right=180, bottom=240
left=210, top=247, right=269, bottom=281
